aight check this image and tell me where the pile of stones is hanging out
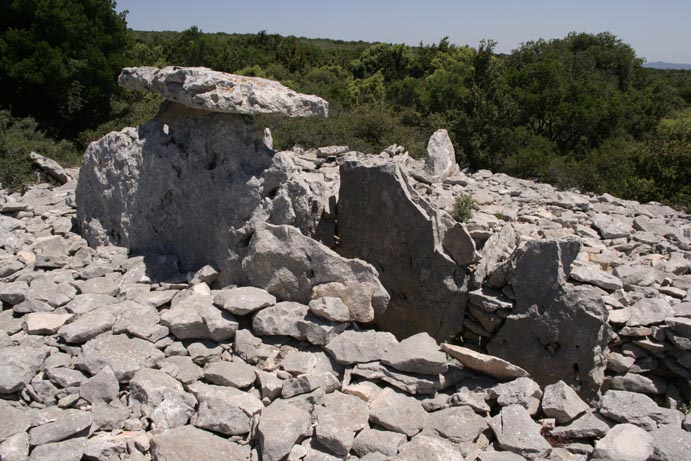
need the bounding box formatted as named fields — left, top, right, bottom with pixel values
left=1, top=66, right=691, bottom=460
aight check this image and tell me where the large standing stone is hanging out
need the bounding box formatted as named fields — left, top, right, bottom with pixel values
left=150, top=425, right=251, bottom=461
left=119, top=66, right=328, bottom=117
left=422, top=129, right=458, bottom=182
left=338, top=160, right=467, bottom=340
left=488, top=240, right=611, bottom=400
left=242, top=223, right=389, bottom=322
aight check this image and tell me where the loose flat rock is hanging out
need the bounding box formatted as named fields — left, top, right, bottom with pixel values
left=129, top=368, right=197, bottom=430
left=161, top=294, right=238, bottom=342
left=203, top=360, right=257, bottom=389
left=23, top=312, right=72, bottom=335
left=382, top=332, right=448, bottom=375
left=189, top=382, right=263, bottom=436
left=252, top=301, right=309, bottom=338
left=257, top=400, right=311, bottom=461
left=324, top=330, right=398, bottom=365
left=394, top=434, right=464, bottom=461
left=314, top=391, right=370, bottom=455
left=599, top=390, right=683, bottom=431
left=488, top=404, right=551, bottom=458
left=570, top=265, right=623, bottom=291
left=541, top=381, right=589, bottom=424
left=627, top=298, right=674, bottom=326
left=591, top=423, right=653, bottom=461
left=550, top=411, right=612, bottom=439
left=369, top=388, right=427, bottom=437
left=352, top=429, right=406, bottom=458
left=212, top=286, right=276, bottom=315
left=0, top=345, right=49, bottom=394
left=78, top=334, right=165, bottom=382
left=119, top=66, right=328, bottom=117
left=424, top=405, right=489, bottom=443
left=0, top=432, right=29, bottom=461
left=649, top=426, right=691, bottom=461
left=150, top=425, right=251, bottom=461
left=0, top=406, right=31, bottom=442
left=28, top=437, right=86, bottom=461
left=442, top=343, right=529, bottom=380
left=28, top=409, right=91, bottom=446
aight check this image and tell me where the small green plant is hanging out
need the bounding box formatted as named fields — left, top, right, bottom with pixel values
left=451, top=194, right=474, bottom=222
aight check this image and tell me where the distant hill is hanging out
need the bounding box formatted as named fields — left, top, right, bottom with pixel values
left=644, top=61, right=691, bottom=70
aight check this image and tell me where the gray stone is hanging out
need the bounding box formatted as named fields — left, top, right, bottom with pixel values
left=45, top=367, right=86, bottom=388
left=0, top=345, right=49, bottom=394
left=159, top=355, right=203, bottom=384
left=369, top=387, right=427, bottom=437
left=161, top=294, right=237, bottom=341
left=212, top=286, right=275, bottom=315
left=317, top=145, right=349, bottom=157
left=311, top=281, right=383, bottom=323
left=63, top=293, right=117, bottom=315
left=352, top=429, right=406, bottom=458
left=203, top=360, right=256, bottom=389
left=493, top=377, right=543, bottom=415
left=324, top=330, right=398, bottom=365
left=28, top=437, right=85, bottom=461
left=308, top=296, right=351, bottom=322
left=296, top=312, right=348, bottom=345
left=350, top=361, right=449, bottom=395
left=188, top=381, right=263, bottom=436
left=424, top=405, right=489, bottom=443
left=0, top=259, right=24, bottom=279
left=591, top=423, right=653, bottom=461
left=488, top=404, right=551, bottom=458
left=0, top=406, right=31, bottom=443
left=610, top=373, right=668, bottom=394
left=28, top=151, right=71, bottom=184
left=541, top=381, right=589, bottom=424
left=13, top=299, right=54, bottom=315
left=488, top=240, right=611, bottom=400
left=382, top=332, right=448, bottom=375
left=150, top=425, right=251, bottom=461
left=188, top=264, right=218, bottom=284
left=665, top=317, right=691, bottom=338
left=442, top=343, right=529, bottom=381
left=0, top=432, right=29, bottom=461
left=613, top=265, right=656, bottom=287
left=441, top=221, right=478, bottom=266
left=58, top=305, right=120, bottom=344
left=599, top=390, right=683, bottom=431
left=26, top=277, right=76, bottom=308
left=79, top=365, right=119, bottom=403
left=129, top=368, right=196, bottom=429
left=337, top=160, right=467, bottom=339
left=627, top=298, right=674, bottom=326
left=473, top=223, right=517, bottom=288
left=90, top=401, right=129, bottom=432
left=281, top=372, right=340, bottom=398
left=0, top=281, right=28, bottom=305
left=468, top=288, right=513, bottom=313
left=23, top=312, right=72, bottom=335
left=112, top=300, right=168, bottom=342
left=423, top=129, right=458, bottom=182
left=395, top=434, right=464, bottom=461
left=550, top=411, right=612, bottom=439
left=256, top=370, right=283, bottom=400
left=591, top=214, right=633, bottom=239
left=570, top=265, right=623, bottom=291
left=650, top=426, right=691, bottom=461
left=252, top=301, right=309, bottom=338
left=78, top=334, right=165, bottom=382
left=243, top=223, right=389, bottom=323
left=314, top=391, right=369, bottom=455
left=28, top=409, right=91, bottom=446
left=257, top=400, right=311, bottom=461
left=119, top=66, right=328, bottom=117
left=477, top=452, right=526, bottom=461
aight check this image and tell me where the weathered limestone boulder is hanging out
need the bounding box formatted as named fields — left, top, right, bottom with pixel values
left=119, top=66, right=328, bottom=117
left=421, top=129, right=459, bottom=182
left=337, top=159, right=468, bottom=339
left=488, top=240, right=612, bottom=400
left=77, top=67, right=331, bottom=283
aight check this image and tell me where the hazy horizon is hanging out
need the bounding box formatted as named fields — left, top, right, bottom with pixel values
left=116, top=0, right=691, bottom=64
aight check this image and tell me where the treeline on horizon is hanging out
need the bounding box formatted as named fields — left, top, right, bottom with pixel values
left=1, top=1, right=691, bottom=211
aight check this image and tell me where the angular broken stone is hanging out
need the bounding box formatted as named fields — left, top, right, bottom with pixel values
left=311, top=281, right=379, bottom=323
left=381, top=332, right=448, bottom=375
left=203, top=360, right=256, bottom=389
left=296, top=312, right=347, bottom=345
left=160, top=355, right=204, bottom=384
left=0, top=345, right=49, bottom=394
left=352, top=428, right=406, bottom=458
left=78, top=334, right=165, bottom=382
left=150, top=425, right=251, bottom=461
left=314, top=391, right=369, bottom=455
left=161, top=294, right=238, bottom=342
left=23, top=312, right=72, bottom=335
left=257, top=400, right=311, bottom=461
left=0, top=432, right=29, bottom=461
left=58, top=305, right=120, bottom=344
left=649, top=426, right=691, bottom=461
left=79, top=365, right=119, bottom=403
left=324, top=330, right=398, bottom=365
left=368, top=387, right=426, bottom=437
left=442, top=343, right=529, bottom=380
left=488, top=404, right=551, bottom=458
left=28, top=437, right=86, bottom=461
left=119, top=66, right=328, bottom=117
left=395, top=434, right=464, bottom=461
left=550, top=411, right=612, bottom=439
left=570, top=265, right=623, bottom=291
left=493, top=377, right=543, bottom=415
left=0, top=406, right=31, bottom=443
left=424, top=405, right=489, bottom=444
left=541, top=381, right=589, bottom=424
left=28, top=409, right=91, bottom=446
left=599, top=390, right=683, bottom=431
left=129, top=368, right=197, bottom=429
left=627, top=297, right=674, bottom=326
left=189, top=382, right=263, bottom=436
left=309, top=296, right=351, bottom=322
left=212, top=286, right=276, bottom=315
left=252, top=301, right=309, bottom=338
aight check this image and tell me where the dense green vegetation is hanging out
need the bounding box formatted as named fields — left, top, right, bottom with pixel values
left=2, top=1, right=691, bottom=210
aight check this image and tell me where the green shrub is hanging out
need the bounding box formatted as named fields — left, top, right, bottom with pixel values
left=451, top=195, right=474, bottom=222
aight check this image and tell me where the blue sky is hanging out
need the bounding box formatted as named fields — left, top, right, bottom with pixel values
left=116, top=0, right=691, bottom=63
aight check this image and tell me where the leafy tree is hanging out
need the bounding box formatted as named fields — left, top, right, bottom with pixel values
left=0, top=0, right=128, bottom=137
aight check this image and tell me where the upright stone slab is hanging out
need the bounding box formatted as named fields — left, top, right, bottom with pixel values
left=337, top=159, right=468, bottom=340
